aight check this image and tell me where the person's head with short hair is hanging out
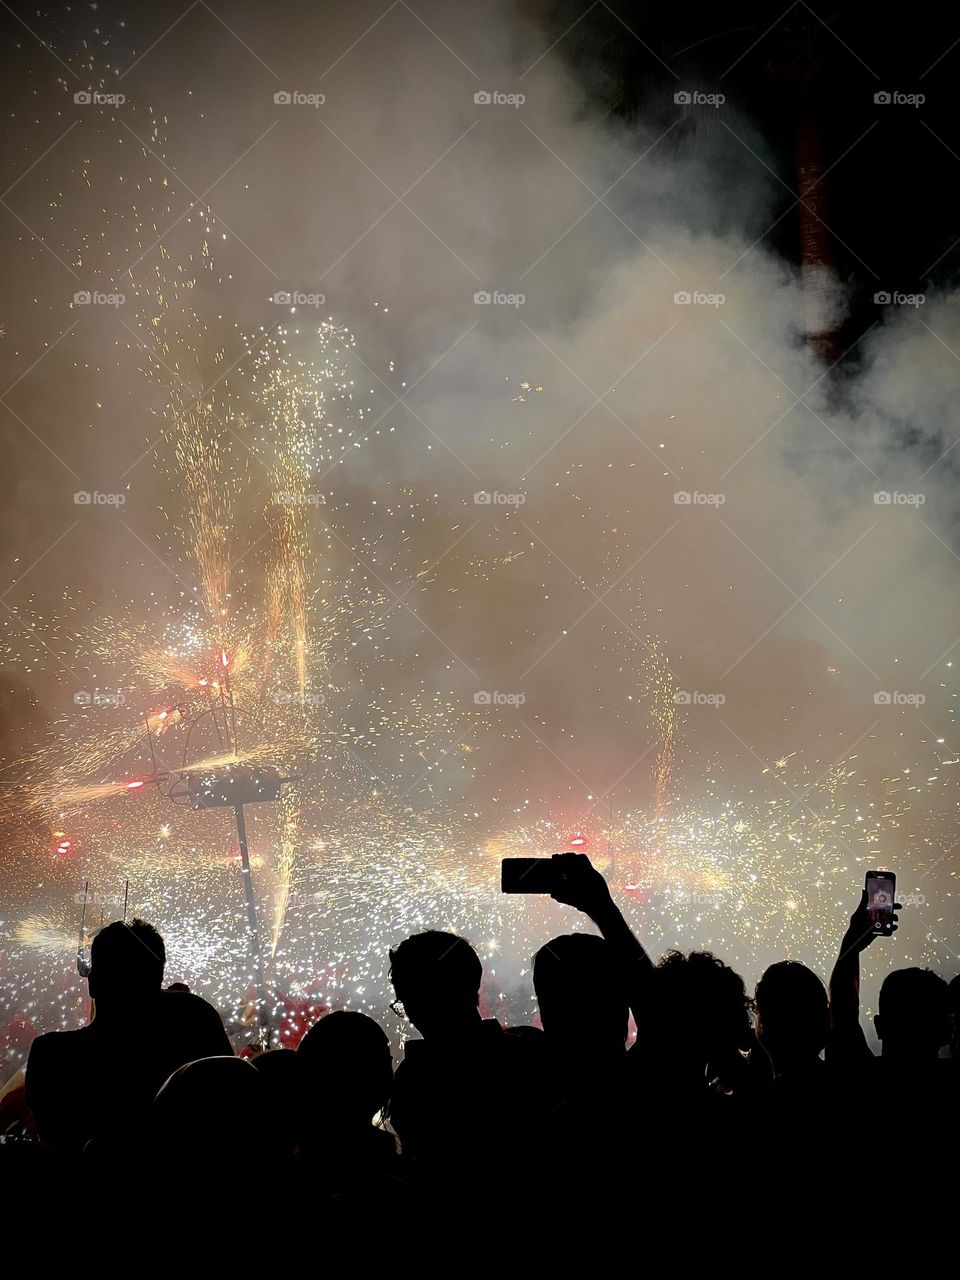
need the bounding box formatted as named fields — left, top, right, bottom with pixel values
left=249, top=1047, right=298, bottom=1090
left=299, top=1011, right=393, bottom=1127
left=654, top=949, right=753, bottom=1074
left=755, top=960, right=829, bottom=1075
left=153, top=1055, right=283, bottom=1170
left=88, top=918, right=165, bottom=1013
left=533, top=933, right=628, bottom=1057
left=875, top=967, right=950, bottom=1061
left=389, top=930, right=482, bottom=1040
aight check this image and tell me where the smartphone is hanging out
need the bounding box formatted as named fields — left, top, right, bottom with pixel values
left=865, top=869, right=896, bottom=935
left=501, top=857, right=557, bottom=893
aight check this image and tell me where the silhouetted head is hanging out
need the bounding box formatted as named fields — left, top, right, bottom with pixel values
left=949, top=973, right=960, bottom=1058
left=88, top=918, right=165, bottom=1013
left=153, top=1055, right=283, bottom=1168
left=299, top=1011, right=393, bottom=1126
left=389, top=931, right=482, bottom=1039
left=875, top=967, right=950, bottom=1061
left=533, top=933, right=628, bottom=1055
left=250, top=1046, right=299, bottom=1088
left=654, top=950, right=752, bottom=1073
left=755, top=961, right=829, bottom=1074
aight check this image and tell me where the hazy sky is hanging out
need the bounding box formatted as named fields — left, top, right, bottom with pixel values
left=2, top=1, right=959, bottom=903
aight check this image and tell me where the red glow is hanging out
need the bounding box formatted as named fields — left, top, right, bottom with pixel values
left=568, top=832, right=589, bottom=850
left=126, top=779, right=146, bottom=791
left=53, top=833, right=74, bottom=859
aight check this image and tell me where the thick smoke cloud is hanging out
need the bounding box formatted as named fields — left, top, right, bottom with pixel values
left=2, top=1, right=959, bottom=998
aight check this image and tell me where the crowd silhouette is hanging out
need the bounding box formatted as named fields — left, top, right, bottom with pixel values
left=2, top=852, right=957, bottom=1242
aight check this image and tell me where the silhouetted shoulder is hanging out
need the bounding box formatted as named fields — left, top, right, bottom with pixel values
left=157, top=988, right=232, bottom=1058
left=27, top=1025, right=91, bottom=1058
left=25, top=1025, right=95, bottom=1098
left=25, top=1025, right=98, bottom=1148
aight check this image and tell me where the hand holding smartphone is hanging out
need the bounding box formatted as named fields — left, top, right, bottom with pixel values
left=865, top=869, right=897, bottom=936
left=501, top=857, right=561, bottom=893
left=501, top=853, right=615, bottom=922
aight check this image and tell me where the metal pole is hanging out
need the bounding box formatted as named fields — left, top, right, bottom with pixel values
left=222, top=661, right=239, bottom=756
left=76, top=882, right=89, bottom=976
left=207, top=686, right=226, bottom=753
left=145, top=710, right=159, bottom=777
left=233, top=802, right=270, bottom=1046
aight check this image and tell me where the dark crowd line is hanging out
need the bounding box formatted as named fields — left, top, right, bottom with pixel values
left=1, top=853, right=957, bottom=1248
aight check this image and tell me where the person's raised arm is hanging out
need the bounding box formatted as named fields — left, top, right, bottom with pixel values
left=548, top=852, right=653, bottom=1016
left=827, top=888, right=899, bottom=1065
